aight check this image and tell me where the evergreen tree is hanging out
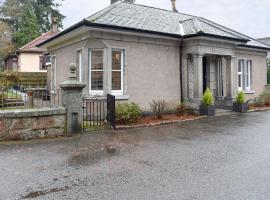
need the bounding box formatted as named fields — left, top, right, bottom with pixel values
left=13, top=6, right=40, bottom=48
left=0, top=0, right=65, bottom=47
left=0, top=21, right=14, bottom=70
left=32, top=0, right=65, bottom=33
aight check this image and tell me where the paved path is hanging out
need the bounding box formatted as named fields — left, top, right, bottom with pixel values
left=1, top=111, right=270, bottom=200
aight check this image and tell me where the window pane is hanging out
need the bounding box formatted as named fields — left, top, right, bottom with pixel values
left=238, top=61, right=241, bottom=72
left=91, top=51, right=103, bottom=70
left=238, top=74, right=241, bottom=88
left=112, top=51, right=121, bottom=70
left=112, top=71, right=121, bottom=90
left=246, top=63, right=249, bottom=87
left=91, top=71, right=103, bottom=90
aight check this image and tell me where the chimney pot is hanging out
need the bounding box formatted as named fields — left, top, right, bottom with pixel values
left=52, top=17, right=58, bottom=33
left=171, top=0, right=178, bottom=12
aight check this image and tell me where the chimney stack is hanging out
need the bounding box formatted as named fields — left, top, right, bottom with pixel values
left=171, top=0, right=178, bottom=12
left=52, top=17, right=58, bottom=33
left=111, top=0, right=135, bottom=4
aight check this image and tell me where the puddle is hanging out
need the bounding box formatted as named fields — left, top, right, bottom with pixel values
left=68, top=145, right=118, bottom=166
left=22, top=186, right=70, bottom=199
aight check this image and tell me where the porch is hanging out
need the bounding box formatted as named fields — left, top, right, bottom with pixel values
left=183, top=53, right=238, bottom=108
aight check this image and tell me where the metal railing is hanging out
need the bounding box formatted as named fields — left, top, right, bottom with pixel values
left=83, top=94, right=116, bottom=131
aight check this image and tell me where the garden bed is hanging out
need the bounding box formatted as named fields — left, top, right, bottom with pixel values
left=248, top=105, right=270, bottom=112
left=116, top=114, right=205, bottom=130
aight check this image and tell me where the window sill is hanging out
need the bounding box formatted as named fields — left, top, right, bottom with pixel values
left=244, top=90, right=255, bottom=94
left=115, top=95, right=129, bottom=100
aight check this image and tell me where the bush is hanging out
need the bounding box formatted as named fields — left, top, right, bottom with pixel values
left=201, top=88, right=214, bottom=106
left=236, top=91, right=245, bottom=104
left=259, top=90, right=270, bottom=106
left=175, top=103, right=188, bottom=116
left=116, top=102, right=142, bottom=124
left=150, top=99, right=168, bottom=119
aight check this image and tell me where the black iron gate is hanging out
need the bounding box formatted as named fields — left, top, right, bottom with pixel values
left=83, top=94, right=115, bottom=131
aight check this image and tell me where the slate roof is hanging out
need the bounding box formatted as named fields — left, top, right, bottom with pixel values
left=88, top=1, right=247, bottom=41
left=39, top=0, right=270, bottom=50
left=18, top=30, right=58, bottom=53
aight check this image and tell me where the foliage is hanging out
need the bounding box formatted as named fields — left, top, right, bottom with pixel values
left=0, top=71, right=20, bottom=94
left=13, top=6, right=40, bottom=48
left=0, top=0, right=65, bottom=48
left=175, top=103, right=198, bottom=116
left=201, top=88, right=214, bottom=106
left=258, top=90, right=270, bottom=106
left=116, top=102, right=142, bottom=124
left=150, top=99, right=168, bottom=119
left=175, top=103, right=188, bottom=116
left=249, top=90, right=270, bottom=108
left=0, top=21, right=15, bottom=70
left=31, top=0, right=65, bottom=33
left=236, top=91, right=245, bottom=104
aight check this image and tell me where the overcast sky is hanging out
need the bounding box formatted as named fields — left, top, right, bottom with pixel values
left=58, top=0, right=270, bottom=39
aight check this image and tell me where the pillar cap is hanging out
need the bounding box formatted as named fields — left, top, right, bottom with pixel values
left=60, top=63, right=86, bottom=89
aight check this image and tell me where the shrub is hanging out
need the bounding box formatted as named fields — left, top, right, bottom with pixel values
left=201, top=88, right=214, bottom=106
left=259, top=90, right=270, bottom=106
left=150, top=99, right=168, bottom=119
left=175, top=103, right=188, bottom=116
left=116, top=102, right=142, bottom=124
left=236, top=91, right=245, bottom=104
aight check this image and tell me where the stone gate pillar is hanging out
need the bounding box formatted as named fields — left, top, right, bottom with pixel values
left=60, top=64, right=86, bottom=135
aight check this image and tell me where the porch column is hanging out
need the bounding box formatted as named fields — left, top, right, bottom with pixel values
left=227, top=56, right=237, bottom=99
left=182, top=54, right=188, bottom=101
left=193, top=54, right=204, bottom=100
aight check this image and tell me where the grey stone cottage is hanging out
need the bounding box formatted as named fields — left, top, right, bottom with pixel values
left=38, top=0, right=270, bottom=110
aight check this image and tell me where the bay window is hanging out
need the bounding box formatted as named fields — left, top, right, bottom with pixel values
left=238, top=59, right=252, bottom=91
left=89, top=50, right=104, bottom=94
left=112, top=49, right=124, bottom=95
left=89, top=48, right=125, bottom=96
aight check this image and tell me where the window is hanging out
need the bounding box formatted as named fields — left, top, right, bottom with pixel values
left=89, top=50, right=103, bottom=93
left=40, top=56, right=46, bottom=70
left=76, top=49, right=82, bottom=82
left=238, top=59, right=252, bottom=91
left=112, top=50, right=124, bottom=95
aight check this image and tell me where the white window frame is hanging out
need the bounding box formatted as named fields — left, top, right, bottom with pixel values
left=238, top=59, right=252, bottom=92
left=76, top=48, right=83, bottom=82
left=51, top=55, right=56, bottom=94
left=89, top=49, right=104, bottom=96
left=245, top=60, right=252, bottom=91
left=111, top=49, right=124, bottom=96
left=238, top=59, right=244, bottom=91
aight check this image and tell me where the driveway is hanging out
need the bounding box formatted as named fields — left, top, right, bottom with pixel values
left=1, top=111, right=270, bottom=200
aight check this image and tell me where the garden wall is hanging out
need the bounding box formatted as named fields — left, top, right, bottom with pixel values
left=0, top=107, right=66, bottom=141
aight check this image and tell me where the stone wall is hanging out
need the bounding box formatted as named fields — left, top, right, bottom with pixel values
left=0, top=107, right=66, bottom=141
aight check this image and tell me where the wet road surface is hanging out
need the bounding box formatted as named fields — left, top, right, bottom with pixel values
left=1, top=111, right=270, bottom=199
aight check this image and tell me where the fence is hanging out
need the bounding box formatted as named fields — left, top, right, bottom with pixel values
left=83, top=94, right=116, bottom=131
left=0, top=72, right=47, bottom=88
left=0, top=85, right=61, bottom=109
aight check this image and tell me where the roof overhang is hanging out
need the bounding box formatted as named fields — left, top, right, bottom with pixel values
left=237, top=44, right=270, bottom=51
left=38, top=20, right=250, bottom=48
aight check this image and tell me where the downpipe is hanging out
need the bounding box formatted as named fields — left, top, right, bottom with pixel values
left=179, top=36, right=184, bottom=103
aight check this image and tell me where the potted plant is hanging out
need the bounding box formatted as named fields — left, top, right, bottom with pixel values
left=233, top=91, right=247, bottom=113
left=200, top=88, right=215, bottom=116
